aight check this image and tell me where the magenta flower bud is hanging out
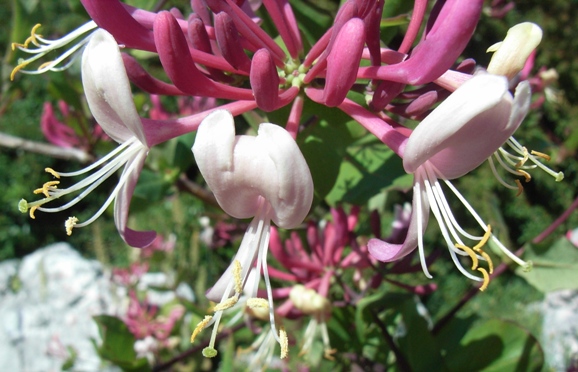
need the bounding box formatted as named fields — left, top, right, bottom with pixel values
left=188, top=16, right=232, bottom=82
left=154, top=11, right=213, bottom=94
left=358, top=0, right=483, bottom=85
left=250, top=49, right=280, bottom=112
left=187, top=16, right=212, bottom=54
left=80, top=0, right=155, bottom=52
left=121, top=53, right=184, bottom=95
left=404, top=90, right=439, bottom=117
left=323, top=18, right=365, bottom=107
left=214, top=12, right=252, bottom=72
left=190, top=0, right=212, bottom=25
left=370, top=81, right=405, bottom=111
left=153, top=11, right=253, bottom=100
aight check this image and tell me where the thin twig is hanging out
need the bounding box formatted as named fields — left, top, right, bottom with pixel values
left=371, top=309, right=412, bottom=372
left=0, top=132, right=91, bottom=163
left=532, top=195, right=578, bottom=244
left=176, top=173, right=220, bottom=208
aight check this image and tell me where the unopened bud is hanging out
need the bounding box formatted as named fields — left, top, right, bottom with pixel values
left=250, top=49, right=280, bottom=112
left=214, top=12, right=251, bottom=72
left=324, top=18, right=365, bottom=107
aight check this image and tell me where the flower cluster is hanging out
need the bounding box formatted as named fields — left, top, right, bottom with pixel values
left=11, top=0, right=565, bottom=367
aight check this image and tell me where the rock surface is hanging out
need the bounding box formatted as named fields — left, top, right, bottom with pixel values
left=0, top=243, right=123, bottom=372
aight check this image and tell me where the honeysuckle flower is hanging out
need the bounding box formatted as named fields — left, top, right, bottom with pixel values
left=190, top=109, right=313, bottom=358
left=368, top=74, right=534, bottom=291
left=10, top=21, right=97, bottom=80
left=19, top=29, right=156, bottom=247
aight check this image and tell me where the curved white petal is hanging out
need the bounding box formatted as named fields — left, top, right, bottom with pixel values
left=192, top=110, right=313, bottom=229
left=368, top=175, right=430, bottom=262
left=81, top=29, right=147, bottom=145
left=403, top=74, right=529, bottom=179
left=114, top=148, right=156, bottom=248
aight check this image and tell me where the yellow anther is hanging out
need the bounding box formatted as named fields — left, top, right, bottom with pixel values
left=190, top=315, right=212, bottom=343
left=473, top=225, right=492, bottom=252
left=202, top=347, right=218, bottom=358
left=480, top=251, right=494, bottom=274
left=10, top=62, right=29, bottom=81
left=455, top=244, right=479, bottom=270
left=516, top=169, right=532, bottom=182
left=515, top=179, right=524, bottom=197
left=12, top=24, right=42, bottom=50
left=233, top=260, right=243, bottom=294
left=514, top=146, right=529, bottom=168
left=213, top=295, right=239, bottom=312
left=530, top=150, right=551, bottom=161
left=65, top=216, right=78, bottom=236
left=34, top=180, right=60, bottom=197
left=45, top=167, right=61, bottom=179
left=477, top=267, right=490, bottom=291
left=324, top=348, right=337, bottom=360
left=37, top=61, right=54, bottom=71
left=29, top=206, right=38, bottom=219
left=279, top=327, right=289, bottom=359
left=247, top=298, right=269, bottom=309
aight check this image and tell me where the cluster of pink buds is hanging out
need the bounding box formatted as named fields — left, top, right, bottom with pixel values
left=10, top=0, right=566, bottom=366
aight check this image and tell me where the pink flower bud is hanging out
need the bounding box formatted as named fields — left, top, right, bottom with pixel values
left=323, top=18, right=365, bottom=107
left=80, top=0, right=155, bottom=52
left=214, top=12, right=252, bottom=72
left=250, top=48, right=280, bottom=112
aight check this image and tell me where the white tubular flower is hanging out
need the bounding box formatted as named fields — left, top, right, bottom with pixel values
left=190, top=109, right=313, bottom=358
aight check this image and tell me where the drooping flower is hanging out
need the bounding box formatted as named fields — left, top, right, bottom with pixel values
left=19, top=29, right=156, bottom=247
left=368, top=74, right=534, bottom=290
left=190, top=109, right=313, bottom=358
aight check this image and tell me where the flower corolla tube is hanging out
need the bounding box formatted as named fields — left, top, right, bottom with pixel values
left=19, top=29, right=156, bottom=248
left=369, top=74, right=534, bottom=291
left=190, top=109, right=313, bottom=358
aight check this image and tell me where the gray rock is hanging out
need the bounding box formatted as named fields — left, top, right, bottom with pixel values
left=541, top=290, right=578, bottom=371
left=0, top=243, right=123, bottom=372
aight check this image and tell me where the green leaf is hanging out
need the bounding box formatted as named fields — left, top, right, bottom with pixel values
left=92, top=315, right=151, bottom=371
left=133, top=169, right=173, bottom=204
left=325, top=136, right=412, bottom=205
left=516, top=237, right=578, bottom=293
left=442, top=318, right=543, bottom=372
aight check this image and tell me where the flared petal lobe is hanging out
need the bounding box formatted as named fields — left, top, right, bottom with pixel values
left=114, top=151, right=157, bottom=248
left=368, top=176, right=429, bottom=262
left=81, top=29, right=148, bottom=145
left=192, top=110, right=313, bottom=229
left=403, top=74, right=531, bottom=179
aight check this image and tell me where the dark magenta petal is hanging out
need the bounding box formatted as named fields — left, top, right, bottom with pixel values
left=358, top=0, right=483, bottom=85
left=81, top=0, right=156, bottom=52
left=250, top=49, right=280, bottom=112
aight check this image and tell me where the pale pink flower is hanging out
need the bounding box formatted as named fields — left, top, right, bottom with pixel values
left=369, top=74, right=533, bottom=290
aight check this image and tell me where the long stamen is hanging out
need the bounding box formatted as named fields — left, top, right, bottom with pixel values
left=414, top=172, right=432, bottom=279
left=422, top=166, right=482, bottom=281
left=10, top=21, right=97, bottom=80
left=441, top=177, right=530, bottom=269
